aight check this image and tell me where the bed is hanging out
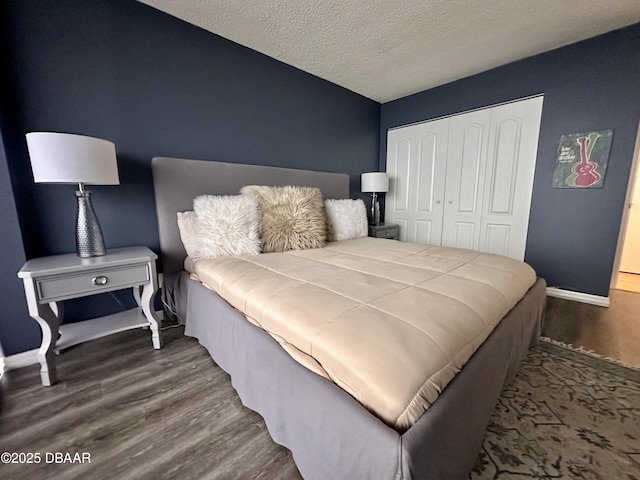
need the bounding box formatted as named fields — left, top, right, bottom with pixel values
left=152, top=157, right=546, bottom=479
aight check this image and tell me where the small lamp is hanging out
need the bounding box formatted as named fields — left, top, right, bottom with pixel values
left=25, top=132, right=120, bottom=258
left=361, top=172, right=389, bottom=225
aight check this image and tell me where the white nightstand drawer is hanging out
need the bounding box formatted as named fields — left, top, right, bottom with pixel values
left=37, top=264, right=150, bottom=302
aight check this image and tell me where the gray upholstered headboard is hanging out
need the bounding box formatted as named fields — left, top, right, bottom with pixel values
left=152, top=157, right=350, bottom=274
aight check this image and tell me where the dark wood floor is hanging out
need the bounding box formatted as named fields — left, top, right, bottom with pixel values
left=0, top=327, right=302, bottom=480
left=2, top=290, right=638, bottom=479
left=543, top=288, right=640, bottom=366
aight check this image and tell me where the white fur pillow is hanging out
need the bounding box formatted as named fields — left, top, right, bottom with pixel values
left=176, top=211, right=203, bottom=259
left=191, top=194, right=261, bottom=258
left=325, top=199, right=368, bottom=241
left=240, top=185, right=326, bottom=252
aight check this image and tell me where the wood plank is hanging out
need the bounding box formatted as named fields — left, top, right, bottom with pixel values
left=0, top=326, right=301, bottom=480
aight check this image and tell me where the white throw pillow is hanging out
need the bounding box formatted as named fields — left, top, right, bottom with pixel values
left=192, top=194, right=261, bottom=258
left=324, top=199, right=368, bottom=241
left=176, top=211, right=203, bottom=259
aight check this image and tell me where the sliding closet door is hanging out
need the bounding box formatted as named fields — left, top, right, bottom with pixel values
left=479, top=96, right=543, bottom=259
left=440, top=109, right=491, bottom=250
left=386, top=119, right=449, bottom=243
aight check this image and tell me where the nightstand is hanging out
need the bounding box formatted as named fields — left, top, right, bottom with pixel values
left=368, top=223, right=399, bottom=240
left=18, top=246, right=162, bottom=386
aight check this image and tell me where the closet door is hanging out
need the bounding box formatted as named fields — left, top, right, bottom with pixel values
left=385, top=96, right=543, bottom=258
left=479, top=96, right=543, bottom=259
left=440, top=109, right=491, bottom=250
left=386, top=119, right=449, bottom=243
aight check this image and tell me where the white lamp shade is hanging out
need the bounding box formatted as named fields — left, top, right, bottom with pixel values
left=361, top=172, right=389, bottom=193
left=26, top=132, right=120, bottom=185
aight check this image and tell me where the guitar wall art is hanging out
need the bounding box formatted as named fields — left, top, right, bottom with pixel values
left=552, top=130, right=613, bottom=189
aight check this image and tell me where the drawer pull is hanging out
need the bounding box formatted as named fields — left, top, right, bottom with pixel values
left=92, top=276, right=108, bottom=286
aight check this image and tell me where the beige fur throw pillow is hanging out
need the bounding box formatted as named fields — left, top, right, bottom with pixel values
left=324, top=199, right=368, bottom=241
left=191, top=194, right=261, bottom=258
left=240, top=185, right=326, bottom=252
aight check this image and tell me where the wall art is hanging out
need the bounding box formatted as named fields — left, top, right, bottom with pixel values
left=552, top=130, right=613, bottom=188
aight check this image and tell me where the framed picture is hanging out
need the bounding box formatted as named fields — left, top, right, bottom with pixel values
left=552, top=130, right=613, bottom=189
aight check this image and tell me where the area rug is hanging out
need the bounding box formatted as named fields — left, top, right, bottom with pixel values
left=470, top=339, right=640, bottom=479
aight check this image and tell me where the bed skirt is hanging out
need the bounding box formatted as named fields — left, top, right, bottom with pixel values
left=181, top=273, right=546, bottom=479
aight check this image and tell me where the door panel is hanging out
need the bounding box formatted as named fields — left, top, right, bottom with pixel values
left=488, top=118, right=519, bottom=215
left=416, top=134, right=437, bottom=212
left=395, top=218, right=409, bottom=241
left=480, top=96, right=543, bottom=260
left=453, top=222, right=476, bottom=250
left=415, top=220, right=432, bottom=244
left=458, top=125, right=485, bottom=212
left=392, top=138, right=411, bottom=212
left=441, top=110, right=491, bottom=249
left=483, top=224, right=512, bottom=256
left=387, top=119, right=448, bottom=244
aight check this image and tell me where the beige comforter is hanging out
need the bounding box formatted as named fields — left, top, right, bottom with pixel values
left=193, top=237, right=536, bottom=431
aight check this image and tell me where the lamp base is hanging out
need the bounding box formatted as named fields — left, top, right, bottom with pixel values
left=76, top=190, right=106, bottom=257
left=369, top=192, right=381, bottom=225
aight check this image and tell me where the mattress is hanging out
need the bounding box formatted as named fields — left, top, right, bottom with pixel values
left=193, top=237, right=536, bottom=432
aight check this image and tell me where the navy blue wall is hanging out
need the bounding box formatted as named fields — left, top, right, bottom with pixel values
left=0, top=12, right=39, bottom=356
left=381, top=24, right=640, bottom=297
left=0, top=123, right=38, bottom=356
left=0, top=0, right=380, bottom=355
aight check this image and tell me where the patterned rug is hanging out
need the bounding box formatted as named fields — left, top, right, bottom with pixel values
left=470, top=339, right=640, bottom=479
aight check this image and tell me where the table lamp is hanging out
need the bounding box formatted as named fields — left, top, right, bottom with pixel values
left=25, top=132, right=120, bottom=258
left=361, top=172, right=389, bottom=225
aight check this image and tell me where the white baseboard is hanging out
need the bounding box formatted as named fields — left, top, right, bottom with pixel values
left=546, top=287, right=610, bottom=307
left=0, top=348, right=39, bottom=373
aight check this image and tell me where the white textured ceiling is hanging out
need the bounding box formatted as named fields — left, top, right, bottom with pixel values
left=138, top=0, right=640, bottom=103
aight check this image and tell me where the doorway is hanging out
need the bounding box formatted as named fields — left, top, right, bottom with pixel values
left=615, top=123, right=640, bottom=293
